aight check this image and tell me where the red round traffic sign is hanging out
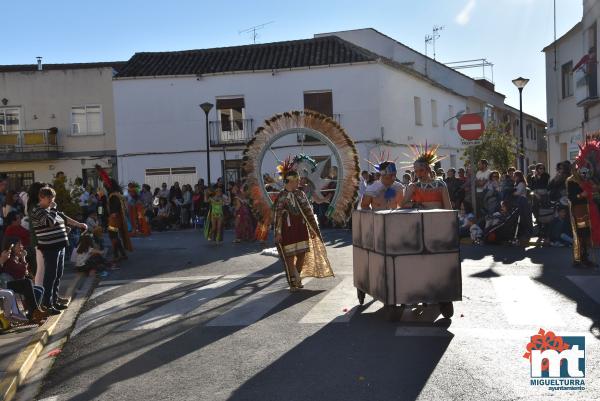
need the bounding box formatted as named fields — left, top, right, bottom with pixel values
left=457, top=113, right=485, bottom=141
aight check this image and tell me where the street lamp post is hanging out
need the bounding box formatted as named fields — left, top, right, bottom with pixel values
left=512, top=77, right=529, bottom=172
left=200, top=102, right=214, bottom=187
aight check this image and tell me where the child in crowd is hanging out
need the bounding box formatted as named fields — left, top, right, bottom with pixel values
left=86, top=210, right=100, bottom=232
left=465, top=216, right=483, bottom=245
left=549, top=207, right=573, bottom=247
left=30, top=186, right=87, bottom=315
left=75, top=234, right=114, bottom=275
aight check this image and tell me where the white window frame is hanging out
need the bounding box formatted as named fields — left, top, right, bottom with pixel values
left=70, top=104, right=103, bottom=135
left=414, top=97, right=422, bottom=126
left=562, top=61, right=574, bottom=99
left=431, top=99, right=438, bottom=127
left=216, top=97, right=246, bottom=142
left=0, top=107, right=21, bottom=133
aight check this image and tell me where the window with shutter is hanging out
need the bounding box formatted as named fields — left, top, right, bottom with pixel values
left=303, top=91, right=333, bottom=116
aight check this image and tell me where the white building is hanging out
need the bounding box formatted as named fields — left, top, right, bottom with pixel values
left=0, top=61, right=124, bottom=188
left=114, top=29, right=546, bottom=187
left=544, top=0, right=600, bottom=170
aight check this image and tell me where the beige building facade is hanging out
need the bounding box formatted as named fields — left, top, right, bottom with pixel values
left=0, top=61, right=124, bottom=190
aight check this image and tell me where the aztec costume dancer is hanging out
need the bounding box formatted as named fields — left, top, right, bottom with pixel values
left=96, top=165, right=132, bottom=263
left=360, top=156, right=404, bottom=210
left=402, top=143, right=452, bottom=210
left=567, top=139, right=600, bottom=268
left=273, top=157, right=334, bottom=291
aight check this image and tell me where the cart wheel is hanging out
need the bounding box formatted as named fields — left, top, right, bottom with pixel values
left=383, top=305, right=405, bottom=321
left=357, top=289, right=366, bottom=306
left=439, top=302, right=454, bottom=319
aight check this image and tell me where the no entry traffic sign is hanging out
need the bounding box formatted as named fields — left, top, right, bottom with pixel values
left=457, top=113, right=485, bottom=141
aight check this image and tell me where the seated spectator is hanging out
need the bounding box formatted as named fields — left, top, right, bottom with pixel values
left=75, top=234, right=114, bottom=275
left=485, top=201, right=511, bottom=229
left=0, top=238, right=47, bottom=324
left=3, top=211, right=30, bottom=248
left=154, top=198, right=172, bottom=231
left=549, top=207, right=573, bottom=247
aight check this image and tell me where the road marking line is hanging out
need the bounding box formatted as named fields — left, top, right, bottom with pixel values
left=206, top=277, right=312, bottom=326
left=299, top=277, right=358, bottom=324
left=567, top=275, right=600, bottom=305
left=89, top=285, right=121, bottom=301
left=120, top=279, right=242, bottom=331
left=100, top=273, right=282, bottom=286
left=71, top=282, right=181, bottom=337
left=491, top=276, right=565, bottom=327
left=395, top=327, right=597, bottom=340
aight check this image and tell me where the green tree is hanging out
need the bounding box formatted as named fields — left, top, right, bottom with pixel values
left=52, top=175, right=81, bottom=218
left=461, top=122, right=517, bottom=173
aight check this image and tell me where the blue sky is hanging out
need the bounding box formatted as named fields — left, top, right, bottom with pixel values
left=5, top=0, right=581, bottom=121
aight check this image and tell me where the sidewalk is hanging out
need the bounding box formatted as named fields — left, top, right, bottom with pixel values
left=0, top=270, right=89, bottom=401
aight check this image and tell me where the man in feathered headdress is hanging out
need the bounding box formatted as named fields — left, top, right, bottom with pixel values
left=567, top=139, right=600, bottom=268
left=95, top=165, right=132, bottom=262
left=273, top=157, right=334, bottom=291
left=402, top=143, right=452, bottom=209
left=361, top=152, right=404, bottom=210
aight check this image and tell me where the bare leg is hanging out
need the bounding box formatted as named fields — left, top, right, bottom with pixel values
left=295, top=252, right=306, bottom=288
left=285, top=255, right=300, bottom=289
left=215, top=218, right=223, bottom=242
left=210, top=217, right=218, bottom=240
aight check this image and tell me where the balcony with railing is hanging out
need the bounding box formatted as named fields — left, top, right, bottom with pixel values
left=209, top=119, right=254, bottom=146
left=0, top=128, right=62, bottom=161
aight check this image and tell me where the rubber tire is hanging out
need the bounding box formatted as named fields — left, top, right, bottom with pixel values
left=439, top=302, right=454, bottom=319
left=357, top=289, right=366, bottom=306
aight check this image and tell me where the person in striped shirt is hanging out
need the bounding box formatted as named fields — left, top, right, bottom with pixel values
left=29, top=187, right=87, bottom=315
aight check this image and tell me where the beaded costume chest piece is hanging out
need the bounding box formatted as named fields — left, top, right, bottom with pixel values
left=412, top=179, right=446, bottom=203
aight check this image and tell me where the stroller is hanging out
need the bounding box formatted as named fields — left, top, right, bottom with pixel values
left=483, top=207, right=520, bottom=244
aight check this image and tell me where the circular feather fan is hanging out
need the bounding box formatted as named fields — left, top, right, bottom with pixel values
left=242, top=110, right=360, bottom=226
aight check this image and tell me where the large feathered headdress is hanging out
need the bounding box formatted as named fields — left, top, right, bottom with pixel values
left=95, top=164, right=112, bottom=189
left=276, top=156, right=298, bottom=181
left=405, top=142, right=446, bottom=168
left=575, top=138, right=600, bottom=170
left=95, top=164, right=121, bottom=193
left=366, top=150, right=398, bottom=175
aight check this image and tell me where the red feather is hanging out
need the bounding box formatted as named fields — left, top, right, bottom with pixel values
left=95, top=164, right=112, bottom=190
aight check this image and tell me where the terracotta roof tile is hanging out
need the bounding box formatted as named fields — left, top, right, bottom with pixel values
left=116, top=36, right=376, bottom=78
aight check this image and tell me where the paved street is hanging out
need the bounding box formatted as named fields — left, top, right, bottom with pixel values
left=28, top=229, right=600, bottom=401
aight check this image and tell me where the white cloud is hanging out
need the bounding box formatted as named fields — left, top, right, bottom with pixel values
left=455, top=0, right=477, bottom=26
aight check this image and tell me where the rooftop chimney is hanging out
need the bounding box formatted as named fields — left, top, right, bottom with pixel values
left=36, top=56, right=42, bottom=71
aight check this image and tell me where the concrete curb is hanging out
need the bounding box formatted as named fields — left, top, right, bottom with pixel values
left=0, top=273, right=88, bottom=401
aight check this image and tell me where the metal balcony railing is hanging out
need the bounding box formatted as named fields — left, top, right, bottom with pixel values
left=0, top=128, right=61, bottom=153
left=209, top=119, right=254, bottom=146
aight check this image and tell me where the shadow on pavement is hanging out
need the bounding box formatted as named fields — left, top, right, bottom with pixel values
left=227, top=309, right=453, bottom=401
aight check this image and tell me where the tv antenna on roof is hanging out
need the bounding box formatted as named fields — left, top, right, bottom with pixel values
left=239, top=21, right=275, bottom=44
left=425, top=25, right=444, bottom=60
